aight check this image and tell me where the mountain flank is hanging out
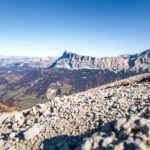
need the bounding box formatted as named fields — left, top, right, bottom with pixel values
left=0, top=73, right=149, bottom=150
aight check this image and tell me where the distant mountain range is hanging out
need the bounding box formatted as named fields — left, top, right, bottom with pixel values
left=0, top=56, right=56, bottom=68
left=50, top=49, right=150, bottom=72
left=0, top=49, right=150, bottom=73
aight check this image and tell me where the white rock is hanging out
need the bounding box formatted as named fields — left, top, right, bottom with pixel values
left=0, top=139, right=4, bottom=147
left=17, top=118, right=24, bottom=126
left=43, top=110, right=50, bottom=116
left=23, top=124, right=45, bottom=140
left=38, top=103, right=48, bottom=110
left=82, top=139, right=92, bottom=150
left=9, top=132, right=16, bottom=139
left=14, top=112, right=24, bottom=121
left=54, top=97, right=60, bottom=101
left=32, top=106, right=37, bottom=115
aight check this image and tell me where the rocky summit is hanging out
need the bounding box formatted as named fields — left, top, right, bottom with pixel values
left=50, top=49, right=150, bottom=72
left=0, top=73, right=149, bottom=150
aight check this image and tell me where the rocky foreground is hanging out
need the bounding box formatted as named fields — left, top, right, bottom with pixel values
left=0, top=73, right=150, bottom=150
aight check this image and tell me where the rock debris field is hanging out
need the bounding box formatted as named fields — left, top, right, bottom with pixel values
left=0, top=73, right=150, bottom=150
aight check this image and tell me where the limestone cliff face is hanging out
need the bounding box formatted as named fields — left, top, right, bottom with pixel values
left=50, top=49, right=150, bottom=72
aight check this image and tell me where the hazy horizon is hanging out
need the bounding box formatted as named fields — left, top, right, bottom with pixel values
left=0, top=48, right=149, bottom=58
left=0, top=0, right=150, bottom=57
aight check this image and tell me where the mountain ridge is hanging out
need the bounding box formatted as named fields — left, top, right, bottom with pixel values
left=50, top=49, right=150, bottom=72
left=0, top=49, right=150, bottom=72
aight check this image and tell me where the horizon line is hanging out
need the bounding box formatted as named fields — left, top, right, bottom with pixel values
left=0, top=48, right=149, bottom=58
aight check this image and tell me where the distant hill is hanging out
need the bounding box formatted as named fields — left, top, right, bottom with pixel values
left=0, top=56, right=56, bottom=68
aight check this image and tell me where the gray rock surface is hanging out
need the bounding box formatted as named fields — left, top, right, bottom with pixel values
left=0, top=73, right=149, bottom=150
left=78, top=115, right=150, bottom=150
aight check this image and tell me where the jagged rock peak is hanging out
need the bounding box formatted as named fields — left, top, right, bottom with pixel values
left=61, top=50, right=77, bottom=59
left=140, top=48, right=150, bottom=55
left=63, top=50, right=74, bottom=54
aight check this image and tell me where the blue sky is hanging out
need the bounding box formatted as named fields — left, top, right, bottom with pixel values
left=0, top=0, right=150, bottom=57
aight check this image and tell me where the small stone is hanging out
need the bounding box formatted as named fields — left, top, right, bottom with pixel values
left=9, top=132, right=16, bottom=139
left=0, top=139, right=4, bottom=147
left=82, top=139, right=92, bottom=150
left=23, top=124, right=44, bottom=140
left=13, top=112, right=24, bottom=122
left=102, top=134, right=115, bottom=147
left=114, top=143, right=124, bottom=150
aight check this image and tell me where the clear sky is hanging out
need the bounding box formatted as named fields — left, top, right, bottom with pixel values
left=0, top=0, right=150, bottom=57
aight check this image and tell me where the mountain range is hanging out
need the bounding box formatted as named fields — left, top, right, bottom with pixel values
left=0, top=49, right=149, bottom=110
left=0, top=49, right=150, bottom=73
left=0, top=56, right=56, bottom=68
left=50, top=49, right=150, bottom=72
